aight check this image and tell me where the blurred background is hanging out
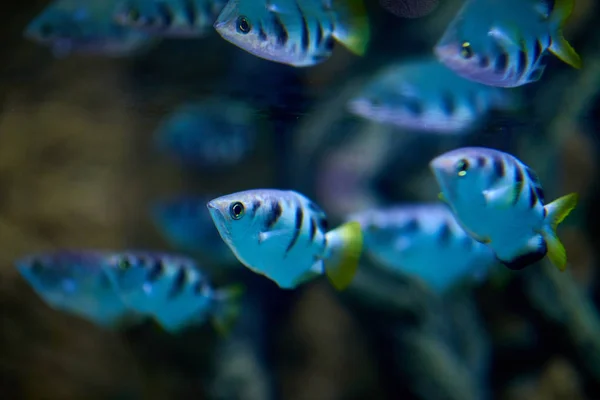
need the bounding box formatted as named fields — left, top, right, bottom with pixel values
left=1, top=0, right=600, bottom=399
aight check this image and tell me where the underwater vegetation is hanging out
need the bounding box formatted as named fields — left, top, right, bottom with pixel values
left=0, top=0, right=599, bottom=399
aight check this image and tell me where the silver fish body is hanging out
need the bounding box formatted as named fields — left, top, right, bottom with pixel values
left=348, top=203, right=496, bottom=293
left=430, top=147, right=577, bottom=271
left=347, top=58, right=517, bottom=134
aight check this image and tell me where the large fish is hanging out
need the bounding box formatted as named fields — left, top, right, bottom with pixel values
left=213, top=0, right=370, bottom=67
left=151, top=196, right=238, bottom=265
left=347, top=58, right=517, bottom=133
left=24, top=0, right=155, bottom=57
left=113, top=0, right=228, bottom=37
left=207, top=189, right=363, bottom=290
left=430, top=147, right=578, bottom=271
left=16, top=250, right=140, bottom=328
left=433, top=0, right=581, bottom=87
left=348, top=203, right=497, bottom=293
left=102, top=251, right=242, bottom=333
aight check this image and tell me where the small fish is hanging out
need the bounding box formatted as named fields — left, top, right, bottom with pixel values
left=213, top=0, right=370, bottom=67
left=102, top=251, right=242, bottom=333
left=433, top=0, right=581, bottom=87
left=24, top=0, right=156, bottom=57
left=15, top=250, right=140, bottom=328
left=347, top=203, right=497, bottom=293
left=430, top=147, right=578, bottom=271
left=113, top=0, right=228, bottom=37
left=347, top=58, right=517, bottom=134
left=207, top=189, right=363, bottom=290
left=155, top=99, right=256, bottom=168
left=151, top=196, right=238, bottom=265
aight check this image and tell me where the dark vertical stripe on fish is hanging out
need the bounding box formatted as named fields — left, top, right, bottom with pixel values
left=156, top=1, right=174, bottom=28
left=168, top=267, right=187, bottom=298
left=478, top=56, right=490, bottom=68
left=492, top=155, right=505, bottom=178
left=265, top=200, right=282, bottom=229
left=251, top=199, right=262, bottom=218
left=476, top=156, right=487, bottom=167
left=315, top=21, right=324, bottom=47
left=182, top=0, right=197, bottom=26
left=309, top=217, right=317, bottom=242
left=258, top=22, right=268, bottom=41
left=495, top=52, right=509, bottom=74
left=513, top=164, right=525, bottom=205
left=403, top=218, right=419, bottom=233
left=524, top=167, right=545, bottom=202
left=286, top=205, right=304, bottom=253
left=516, top=50, right=527, bottom=78
left=438, top=221, right=453, bottom=246
left=147, top=260, right=164, bottom=282
left=404, top=98, right=424, bottom=116
left=440, top=93, right=456, bottom=116
left=528, top=185, right=537, bottom=208
left=317, top=217, right=328, bottom=232
left=533, top=39, right=544, bottom=64
left=295, top=1, right=310, bottom=54
left=271, top=12, right=289, bottom=47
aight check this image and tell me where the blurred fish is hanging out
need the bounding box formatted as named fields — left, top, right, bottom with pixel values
left=430, top=147, right=578, bottom=271
left=213, top=0, right=370, bottom=67
left=151, top=195, right=238, bottom=265
left=347, top=59, right=517, bottom=134
left=15, top=250, right=140, bottom=328
left=155, top=99, right=256, bottom=168
left=433, top=0, right=581, bottom=88
left=207, top=189, right=363, bottom=290
left=379, top=0, right=439, bottom=18
left=347, top=203, right=497, bottom=293
left=113, top=0, right=227, bottom=37
left=102, top=251, right=243, bottom=333
left=24, top=0, right=156, bottom=57
left=348, top=59, right=520, bottom=134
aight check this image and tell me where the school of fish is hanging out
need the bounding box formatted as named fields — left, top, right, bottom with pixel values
left=16, top=0, right=583, bottom=333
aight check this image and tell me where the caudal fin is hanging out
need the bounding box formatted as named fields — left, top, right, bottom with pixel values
left=332, top=0, right=370, bottom=56
left=549, top=0, right=582, bottom=69
left=211, top=284, right=244, bottom=336
left=541, top=193, right=578, bottom=271
left=324, top=221, right=363, bottom=290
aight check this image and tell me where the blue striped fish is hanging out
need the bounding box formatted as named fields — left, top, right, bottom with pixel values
left=114, top=0, right=228, bottom=37
left=102, top=251, right=242, bottom=333
left=207, top=189, right=363, bottom=290
left=430, top=147, right=578, bottom=271
left=347, top=203, right=497, bottom=293
left=347, top=58, right=517, bottom=134
left=15, top=250, right=140, bottom=328
left=434, top=0, right=581, bottom=87
left=24, top=0, right=155, bottom=57
left=213, top=0, right=370, bottom=67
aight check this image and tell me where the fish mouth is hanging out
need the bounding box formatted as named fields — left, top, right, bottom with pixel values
left=207, top=201, right=232, bottom=243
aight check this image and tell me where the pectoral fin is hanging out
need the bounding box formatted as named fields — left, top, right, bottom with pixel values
left=483, top=184, right=517, bottom=208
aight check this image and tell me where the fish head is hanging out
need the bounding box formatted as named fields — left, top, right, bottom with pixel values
left=430, top=147, right=490, bottom=207
left=24, top=5, right=88, bottom=50
left=214, top=0, right=293, bottom=65
left=433, top=8, right=515, bottom=86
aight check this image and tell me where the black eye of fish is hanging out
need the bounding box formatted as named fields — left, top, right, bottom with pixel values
left=230, top=202, right=245, bottom=220
left=236, top=16, right=252, bottom=34
left=40, top=24, right=53, bottom=38
left=456, top=159, right=470, bottom=176
left=128, top=8, right=141, bottom=22
left=118, top=258, right=132, bottom=270
left=460, top=42, right=473, bottom=59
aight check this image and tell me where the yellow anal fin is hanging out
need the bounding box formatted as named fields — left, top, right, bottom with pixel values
left=541, top=192, right=578, bottom=271
left=211, top=284, right=245, bottom=336
left=331, top=0, right=370, bottom=56
left=549, top=0, right=581, bottom=69
left=324, top=221, right=363, bottom=290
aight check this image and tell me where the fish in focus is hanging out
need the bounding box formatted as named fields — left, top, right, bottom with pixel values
left=433, top=0, right=581, bottom=87
left=430, top=147, right=578, bottom=271
left=155, top=99, right=256, bottom=168
left=24, top=0, right=155, bottom=57
left=151, top=196, right=238, bottom=265
left=347, top=203, right=497, bottom=293
left=207, top=189, right=363, bottom=290
left=113, top=0, right=228, bottom=37
left=15, top=250, right=140, bottom=328
left=213, top=0, right=370, bottom=67
left=102, top=251, right=242, bottom=333
left=347, top=59, right=518, bottom=133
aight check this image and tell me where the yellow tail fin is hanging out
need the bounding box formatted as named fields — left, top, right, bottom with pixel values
left=541, top=193, right=578, bottom=271
left=324, top=221, right=363, bottom=290
left=332, top=0, right=370, bottom=56
left=549, top=0, right=582, bottom=69
left=211, top=284, right=245, bottom=336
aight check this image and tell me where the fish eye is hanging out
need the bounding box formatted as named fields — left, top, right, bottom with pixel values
left=460, top=42, right=473, bottom=59
left=127, top=8, right=141, bottom=22
left=230, top=202, right=245, bottom=220
left=236, top=16, right=252, bottom=34
left=456, top=159, right=470, bottom=176
left=31, top=259, right=44, bottom=274
left=118, top=258, right=132, bottom=270
left=39, top=24, right=53, bottom=38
